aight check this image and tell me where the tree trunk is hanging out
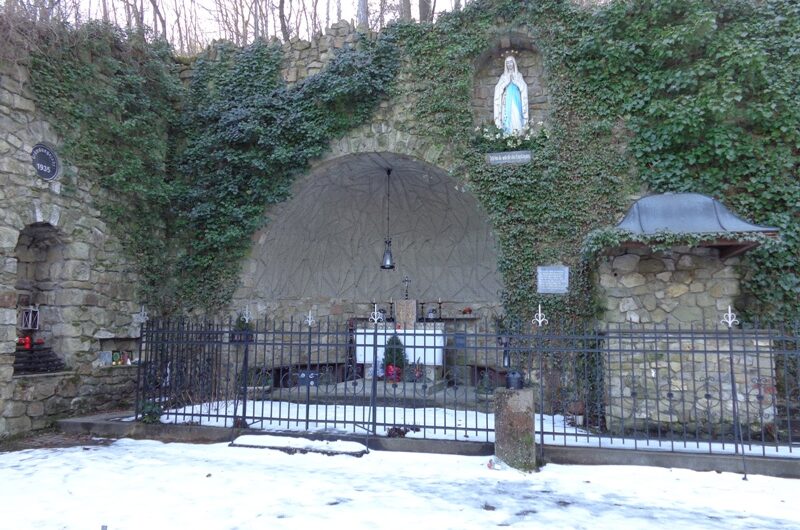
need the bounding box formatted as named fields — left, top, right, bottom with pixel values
left=149, top=0, right=167, bottom=38
left=253, top=0, right=259, bottom=39
left=278, top=0, right=290, bottom=41
left=419, top=0, right=431, bottom=23
left=356, top=0, right=368, bottom=28
left=378, top=0, right=386, bottom=29
left=399, top=0, right=411, bottom=21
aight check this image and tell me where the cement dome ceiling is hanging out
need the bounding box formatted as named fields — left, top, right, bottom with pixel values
left=237, top=152, right=502, bottom=304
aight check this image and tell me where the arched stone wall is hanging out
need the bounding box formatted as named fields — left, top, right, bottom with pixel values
left=227, top=26, right=555, bottom=321
left=14, top=222, right=74, bottom=365
left=0, top=59, right=141, bottom=436
left=234, top=152, right=502, bottom=320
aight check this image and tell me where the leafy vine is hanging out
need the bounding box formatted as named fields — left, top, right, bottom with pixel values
left=23, top=0, right=799, bottom=323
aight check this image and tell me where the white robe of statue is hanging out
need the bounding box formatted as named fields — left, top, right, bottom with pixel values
left=493, top=56, right=529, bottom=134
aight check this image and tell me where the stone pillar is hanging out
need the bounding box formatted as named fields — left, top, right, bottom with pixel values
left=494, top=387, right=537, bottom=471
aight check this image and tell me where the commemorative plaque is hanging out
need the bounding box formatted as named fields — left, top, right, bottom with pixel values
left=30, top=143, right=61, bottom=181
left=537, top=265, right=569, bottom=294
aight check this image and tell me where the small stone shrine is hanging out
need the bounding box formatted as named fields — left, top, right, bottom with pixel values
left=596, top=192, right=779, bottom=434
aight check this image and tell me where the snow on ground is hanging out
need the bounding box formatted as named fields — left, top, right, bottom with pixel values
left=232, top=434, right=367, bottom=455
left=0, top=437, right=799, bottom=530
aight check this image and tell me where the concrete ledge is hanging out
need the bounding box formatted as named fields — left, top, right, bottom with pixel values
left=366, top=436, right=493, bottom=456
left=58, top=413, right=239, bottom=444
left=57, top=413, right=800, bottom=478
left=57, top=413, right=494, bottom=455
left=542, top=445, right=800, bottom=479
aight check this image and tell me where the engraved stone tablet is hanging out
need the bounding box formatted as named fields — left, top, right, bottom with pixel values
left=537, top=265, right=569, bottom=294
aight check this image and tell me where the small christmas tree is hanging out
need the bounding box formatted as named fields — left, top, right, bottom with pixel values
left=383, top=335, right=407, bottom=369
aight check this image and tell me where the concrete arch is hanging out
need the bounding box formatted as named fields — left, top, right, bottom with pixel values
left=235, top=151, right=502, bottom=319
left=323, top=121, right=458, bottom=175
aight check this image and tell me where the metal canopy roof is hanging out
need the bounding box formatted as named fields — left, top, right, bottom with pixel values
left=615, top=193, right=779, bottom=258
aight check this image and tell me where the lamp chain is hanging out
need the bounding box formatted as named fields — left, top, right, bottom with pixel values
left=386, top=168, right=391, bottom=239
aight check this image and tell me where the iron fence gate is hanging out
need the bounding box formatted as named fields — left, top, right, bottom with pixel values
left=136, top=316, right=800, bottom=457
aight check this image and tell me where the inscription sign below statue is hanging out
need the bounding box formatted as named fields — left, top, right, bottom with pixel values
left=486, top=150, right=532, bottom=165
left=30, top=143, right=61, bottom=181
left=537, top=265, right=569, bottom=294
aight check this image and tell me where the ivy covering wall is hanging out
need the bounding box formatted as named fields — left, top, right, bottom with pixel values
left=27, top=23, right=182, bottom=309
left=21, top=0, right=800, bottom=322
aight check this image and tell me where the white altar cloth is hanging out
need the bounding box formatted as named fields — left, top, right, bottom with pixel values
left=354, top=327, right=445, bottom=366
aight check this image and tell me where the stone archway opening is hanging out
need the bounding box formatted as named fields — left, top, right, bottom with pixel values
left=14, top=223, right=70, bottom=372
left=236, top=152, right=503, bottom=319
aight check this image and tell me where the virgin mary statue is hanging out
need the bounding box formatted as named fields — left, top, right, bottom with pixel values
left=493, top=56, right=529, bottom=134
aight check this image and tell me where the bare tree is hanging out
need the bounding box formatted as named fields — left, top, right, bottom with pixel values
left=376, top=0, right=385, bottom=28
left=278, top=0, right=290, bottom=40
left=419, top=0, right=433, bottom=23
left=254, top=0, right=260, bottom=38
left=3, top=0, right=68, bottom=22
left=170, top=0, right=205, bottom=54
left=310, top=0, right=319, bottom=36
left=398, top=0, right=410, bottom=21
left=149, top=0, right=166, bottom=37
left=356, top=0, right=367, bottom=27
left=4, top=0, right=459, bottom=52
left=213, top=0, right=259, bottom=45
left=121, top=0, right=145, bottom=32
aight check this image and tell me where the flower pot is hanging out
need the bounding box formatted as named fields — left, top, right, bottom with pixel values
left=385, top=364, right=402, bottom=383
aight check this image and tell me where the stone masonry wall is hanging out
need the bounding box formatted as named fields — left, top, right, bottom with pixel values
left=604, top=330, right=775, bottom=435
left=597, top=246, right=741, bottom=325
left=0, top=55, right=140, bottom=437
left=282, top=21, right=362, bottom=83
left=4, top=366, right=136, bottom=434
left=178, top=21, right=362, bottom=86
left=597, top=245, right=774, bottom=435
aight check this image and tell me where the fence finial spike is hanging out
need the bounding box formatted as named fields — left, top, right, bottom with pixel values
left=133, top=304, right=148, bottom=325
left=369, top=303, right=384, bottom=323
left=720, top=305, right=739, bottom=328
left=532, top=304, right=548, bottom=327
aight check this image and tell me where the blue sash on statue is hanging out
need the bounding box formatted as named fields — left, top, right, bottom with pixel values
left=503, top=82, right=523, bottom=133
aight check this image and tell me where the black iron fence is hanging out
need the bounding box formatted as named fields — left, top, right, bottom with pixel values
left=135, top=316, right=800, bottom=457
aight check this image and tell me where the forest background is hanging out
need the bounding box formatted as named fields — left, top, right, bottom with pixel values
left=3, top=0, right=472, bottom=54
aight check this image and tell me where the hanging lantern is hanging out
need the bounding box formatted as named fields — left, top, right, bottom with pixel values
left=380, top=168, right=395, bottom=270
